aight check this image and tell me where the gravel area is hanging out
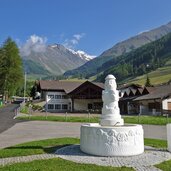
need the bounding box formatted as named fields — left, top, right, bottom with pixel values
left=55, top=145, right=171, bottom=171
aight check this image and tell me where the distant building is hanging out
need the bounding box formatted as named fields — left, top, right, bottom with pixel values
left=119, top=84, right=144, bottom=114
left=38, top=80, right=104, bottom=112
left=120, top=84, right=171, bottom=115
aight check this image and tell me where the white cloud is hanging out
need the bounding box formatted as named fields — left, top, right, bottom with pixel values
left=20, top=34, right=47, bottom=56
left=63, top=33, right=85, bottom=49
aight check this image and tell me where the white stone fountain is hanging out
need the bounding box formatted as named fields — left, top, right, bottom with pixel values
left=80, top=74, right=144, bottom=156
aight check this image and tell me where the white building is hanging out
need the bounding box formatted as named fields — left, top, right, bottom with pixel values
left=38, top=80, right=104, bottom=112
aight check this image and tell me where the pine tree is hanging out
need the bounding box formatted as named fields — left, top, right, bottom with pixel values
left=0, top=38, right=24, bottom=99
left=145, top=74, right=152, bottom=87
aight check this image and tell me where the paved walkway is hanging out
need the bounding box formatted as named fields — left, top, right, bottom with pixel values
left=0, top=104, right=20, bottom=133
left=0, top=154, right=56, bottom=167
left=0, top=120, right=167, bottom=149
left=0, top=121, right=82, bottom=148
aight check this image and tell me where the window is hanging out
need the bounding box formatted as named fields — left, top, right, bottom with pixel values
left=148, top=102, right=161, bottom=111
left=55, top=104, right=61, bottom=110
left=55, top=95, right=61, bottom=99
left=48, top=104, right=54, bottom=109
left=48, top=95, right=54, bottom=99
left=93, top=102, right=103, bottom=110
left=62, top=104, right=68, bottom=110
left=62, top=95, right=68, bottom=99
left=88, top=103, right=93, bottom=110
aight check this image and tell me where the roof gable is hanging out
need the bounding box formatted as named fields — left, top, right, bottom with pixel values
left=68, top=81, right=104, bottom=95
left=135, top=84, right=171, bottom=101
left=39, top=80, right=104, bottom=94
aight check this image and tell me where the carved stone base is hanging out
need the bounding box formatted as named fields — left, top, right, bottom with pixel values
left=80, top=123, right=144, bottom=156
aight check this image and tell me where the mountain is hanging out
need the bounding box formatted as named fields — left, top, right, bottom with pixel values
left=64, top=21, right=171, bottom=78
left=21, top=44, right=93, bottom=77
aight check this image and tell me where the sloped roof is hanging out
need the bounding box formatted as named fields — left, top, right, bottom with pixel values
left=92, top=82, right=104, bottom=89
left=135, top=88, right=143, bottom=96
left=39, top=80, right=104, bottom=94
left=119, top=83, right=143, bottom=90
left=142, top=87, right=155, bottom=94
left=134, top=84, right=171, bottom=101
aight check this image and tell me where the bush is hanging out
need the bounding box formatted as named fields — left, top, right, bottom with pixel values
left=20, top=106, right=29, bottom=114
left=32, top=104, right=43, bottom=111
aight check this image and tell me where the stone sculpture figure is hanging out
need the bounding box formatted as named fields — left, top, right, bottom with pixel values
left=80, top=74, right=144, bottom=156
left=100, top=74, right=124, bottom=126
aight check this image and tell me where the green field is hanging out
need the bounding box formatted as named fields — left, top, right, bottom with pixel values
left=17, top=115, right=171, bottom=125
left=128, top=65, right=171, bottom=85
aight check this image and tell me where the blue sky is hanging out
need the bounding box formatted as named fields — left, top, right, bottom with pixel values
left=1, top=0, right=171, bottom=56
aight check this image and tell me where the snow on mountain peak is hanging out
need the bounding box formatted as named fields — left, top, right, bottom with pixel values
left=67, top=48, right=96, bottom=61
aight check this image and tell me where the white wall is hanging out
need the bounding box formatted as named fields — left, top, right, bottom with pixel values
left=162, top=98, right=171, bottom=110
left=74, top=99, right=102, bottom=111
left=46, top=91, right=71, bottom=112
left=44, top=91, right=102, bottom=112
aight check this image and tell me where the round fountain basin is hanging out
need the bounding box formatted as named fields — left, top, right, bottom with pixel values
left=80, top=123, right=144, bottom=156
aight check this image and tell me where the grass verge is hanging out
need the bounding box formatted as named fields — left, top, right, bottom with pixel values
left=17, top=115, right=171, bottom=125
left=0, top=137, right=79, bottom=158
left=156, top=160, right=171, bottom=171
left=144, top=138, right=167, bottom=148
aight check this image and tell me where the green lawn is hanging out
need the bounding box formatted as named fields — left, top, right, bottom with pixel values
left=0, top=137, right=79, bottom=158
left=0, top=158, right=133, bottom=171
left=144, top=138, right=167, bottom=148
left=124, top=115, right=170, bottom=125
left=17, top=115, right=171, bottom=125
left=18, top=115, right=99, bottom=123
left=156, top=160, right=171, bottom=171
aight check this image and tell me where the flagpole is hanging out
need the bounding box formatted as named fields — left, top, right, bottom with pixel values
left=24, top=72, right=26, bottom=103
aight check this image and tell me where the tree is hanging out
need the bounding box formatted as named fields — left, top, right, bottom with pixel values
left=0, top=38, right=24, bottom=99
left=145, top=74, right=152, bottom=87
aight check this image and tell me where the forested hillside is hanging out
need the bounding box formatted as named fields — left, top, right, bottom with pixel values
left=97, top=32, right=171, bottom=83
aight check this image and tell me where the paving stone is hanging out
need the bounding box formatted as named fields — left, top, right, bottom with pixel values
left=0, top=154, right=57, bottom=166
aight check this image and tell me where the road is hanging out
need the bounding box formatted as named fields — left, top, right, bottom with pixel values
left=0, top=104, right=20, bottom=133
left=0, top=104, right=168, bottom=149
